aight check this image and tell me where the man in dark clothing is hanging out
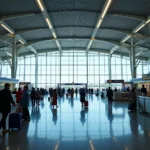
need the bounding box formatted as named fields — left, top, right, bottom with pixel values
left=80, top=88, right=86, bottom=107
left=107, top=87, right=113, bottom=106
left=0, top=83, right=16, bottom=133
left=141, top=85, right=147, bottom=96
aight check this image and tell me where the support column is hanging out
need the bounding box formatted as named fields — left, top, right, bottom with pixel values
left=86, top=51, right=88, bottom=89
left=130, top=36, right=136, bottom=78
left=11, top=36, right=18, bottom=79
left=98, top=53, right=100, bottom=89
left=73, top=50, right=74, bottom=83
left=60, top=52, right=62, bottom=88
left=35, top=54, right=38, bottom=89
left=121, top=56, right=123, bottom=79
left=46, top=52, right=48, bottom=88
left=23, top=56, right=25, bottom=81
left=108, top=54, right=112, bottom=80
left=0, top=61, right=2, bottom=77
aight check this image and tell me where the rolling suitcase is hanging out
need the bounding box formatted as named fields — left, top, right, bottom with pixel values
left=84, top=100, right=88, bottom=107
left=9, top=113, right=22, bottom=130
left=128, top=101, right=136, bottom=112
left=16, top=106, right=23, bottom=114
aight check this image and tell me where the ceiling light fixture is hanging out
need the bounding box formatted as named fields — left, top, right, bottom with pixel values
left=19, top=40, right=24, bottom=44
left=1, top=24, right=14, bottom=34
left=101, top=0, right=112, bottom=19
left=46, top=18, right=52, bottom=29
left=97, top=19, right=103, bottom=28
left=135, top=24, right=145, bottom=33
left=122, top=35, right=130, bottom=43
left=146, top=19, right=150, bottom=24
left=37, top=0, right=44, bottom=11
left=53, top=32, right=56, bottom=39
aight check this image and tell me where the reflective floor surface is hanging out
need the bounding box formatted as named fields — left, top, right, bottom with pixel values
left=1, top=94, right=150, bottom=150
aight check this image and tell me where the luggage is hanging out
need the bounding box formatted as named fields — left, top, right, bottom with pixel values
left=48, top=97, right=50, bottom=101
left=9, top=113, right=22, bottom=130
left=128, top=101, right=136, bottom=111
left=95, top=93, right=98, bottom=96
left=16, top=106, right=23, bottom=113
left=84, top=100, right=88, bottom=107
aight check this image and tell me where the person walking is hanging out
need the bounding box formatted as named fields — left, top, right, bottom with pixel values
left=20, top=86, right=30, bottom=121
left=0, top=83, right=16, bottom=134
left=107, top=87, right=113, bottom=106
left=30, top=87, right=36, bottom=106
left=16, top=87, right=23, bottom=105
left=52, top=89, right=58, bottom=108
left=35, top=88, right=42, bottom=106
left=129, top=87, right=137, bottom=111
left=80, top=88, right=86, bottom=107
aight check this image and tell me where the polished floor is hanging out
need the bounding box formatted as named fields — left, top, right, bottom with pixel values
left=1, top=94, right=150, bottom=150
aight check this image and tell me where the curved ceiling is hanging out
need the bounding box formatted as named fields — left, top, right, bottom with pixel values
left=0, top=0, right=150, bottom=59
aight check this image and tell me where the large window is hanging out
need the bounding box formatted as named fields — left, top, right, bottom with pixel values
left=2, top=51, right=150, bottom=89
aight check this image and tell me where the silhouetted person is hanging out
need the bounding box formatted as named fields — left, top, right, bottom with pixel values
left=107, top=87, right=113, bottom=106
left=80, top=88, right=86, bottom=107
left=114, top=87, right=117, bottom=92
left=141, top=85, right=147, bottom=96
left=30, top=87, right=36, bottom=106
left=127, top=87, right=130, bottom=92
left=0, top=83, right=16, bottom=134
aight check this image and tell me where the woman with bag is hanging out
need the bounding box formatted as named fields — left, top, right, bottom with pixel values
left=16, top=87, right=23, bottom=105
left=52, top=89, right=58, bottom=108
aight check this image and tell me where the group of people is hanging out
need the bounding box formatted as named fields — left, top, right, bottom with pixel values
left=0, top=83, right=148, bottom=138
left=0, top=83, right=30, bottom=137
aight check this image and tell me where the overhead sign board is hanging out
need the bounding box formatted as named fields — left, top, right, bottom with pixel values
left=107, top=80, right=124, bottom=83
left=142, top=74, right=150, bottom=80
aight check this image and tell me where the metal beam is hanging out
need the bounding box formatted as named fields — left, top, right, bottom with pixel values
left=0, top=13, right=35, bottom=21
left=28, top=46, right=37, bottom=54
left=0, top=50, right=12, bottom=57
left=36, top=0, right=62, bottom=53
left=17, top=48, right=147, bottom=60
left=0, top=37, right=150, bottom=55
left=111, top=13, right=146, bottom=21
left=0, top=20, right=15, bottom=34
left=0, top=11, right=147, bottom=21
left=0, top=38, right=13, bottom=46
left=0, top=20, right=38, bottom=55
left=110, top=15, right=150, bottom=54
left=86, top=0, right=113, bottom=52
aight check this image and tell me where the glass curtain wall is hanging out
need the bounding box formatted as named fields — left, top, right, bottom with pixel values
left=1, top=51, right=150, bottom=89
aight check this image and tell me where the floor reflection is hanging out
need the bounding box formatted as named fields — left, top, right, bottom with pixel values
left=1, top=94, right=150, bottom=150
left=52, top=108, right=58, bottom=125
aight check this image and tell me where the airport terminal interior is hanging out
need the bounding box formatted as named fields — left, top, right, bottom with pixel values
left=0, top=0, right=150, bottom=149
